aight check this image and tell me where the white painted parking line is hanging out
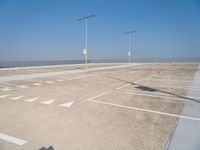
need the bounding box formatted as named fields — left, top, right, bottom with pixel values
left=40, top=99, right=55, bottom=105
left=0, top=133, right=27, bottom=146
left=24, top=97, right=40, bottom=102
left=114, top=90, right=187, bottom=102
left=18, top=85, right=29, bottom=88
left=136, top=83, right=200, bottom=91
left=87, top=91, right=113, bottom=101
left=87, top=99, right=200, bottom=121
left=144, top=79, right=192, bottom=83
left=116, top=84, right=129, bottom=90
left=10, top=96, right=25, bottom=100
left=32, top=83, right=42, bottom=86
left=1, top=88, right=12, bottom=91
left=116, top=70, right=168, bottom=91
left=45, top=81, right=54, bottom=84
left=136, top=81, right=189, bottom=87
left=0, top=94, right=10, bottom=98
left=119, top=88, right=183, bottom=98
left=56, top=79, right=63, bottom=82
left=155, top=76, right=192, bottom=80
left=59, top=101, right=74, bottom=108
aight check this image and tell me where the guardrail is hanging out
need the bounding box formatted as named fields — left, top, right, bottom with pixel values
left=0, top=59, right=200, bottom=68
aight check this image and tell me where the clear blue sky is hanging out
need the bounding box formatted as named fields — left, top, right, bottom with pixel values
left=0, top=0, right=199, bottom=61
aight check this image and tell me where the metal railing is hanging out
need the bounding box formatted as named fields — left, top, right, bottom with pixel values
left=0, top=58, right=199, bottom=68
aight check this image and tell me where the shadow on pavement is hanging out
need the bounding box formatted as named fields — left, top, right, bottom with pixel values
left=106, top=75, right=200, bottom=103
left=39, top=146, right=54, bottom=150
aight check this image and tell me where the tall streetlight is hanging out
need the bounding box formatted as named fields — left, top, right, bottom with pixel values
left=124, top=30, right=137, bottom=64
left=78, top=14, right=96, bottom=71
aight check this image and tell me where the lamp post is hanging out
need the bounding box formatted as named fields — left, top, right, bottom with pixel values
left=124, top=31, right=137, bottom=64
left=78, top=14, right=96, bottom=71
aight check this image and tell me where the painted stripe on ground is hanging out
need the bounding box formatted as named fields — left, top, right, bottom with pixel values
left=0, top=88, right=12, bottom=91
left=45, top=81, right=54, bottom=84
left=59, top=101, right=74, bottom=108
left=113, top=90, right=187, bottom=102
left=87, top=99, right=200, bottom=121
left=116, top=70, right=168, bottom=91
left=144, top=79, right=192, bottom=83
left=119, top=89, right=200, bottom=102
left=56, top=79, right=63, bottom=82
left=123, top=83, right=200, bottom=91
left=0, top=94, right=10, bottom=98
left=116, top=84, right=129, bottom=90
left=40, top=99, right=55, bottom=104
left=18, top=85, right=29, bottom=88
left=0, top=133, right=27, bottom=146
left=24, top=97, right=40, bottom=102
left=10, top=96, right=25, bottom=100
left=32, top=83, right=42, bottom=86
left=87, top=91, right=113, bottom=101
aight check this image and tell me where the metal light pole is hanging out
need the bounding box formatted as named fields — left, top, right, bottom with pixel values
left=124, top=31, right=137, bottom=64
left=78, top=14, right=95, bottom=71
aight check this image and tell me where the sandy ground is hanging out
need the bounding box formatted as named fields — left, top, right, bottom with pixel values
left=0, top=63, right=199, bottom=150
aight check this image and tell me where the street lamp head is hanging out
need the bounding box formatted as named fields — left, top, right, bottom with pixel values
left=77, top=14, right=96, bottom=21
left=123, top=30, right=137, bottom=34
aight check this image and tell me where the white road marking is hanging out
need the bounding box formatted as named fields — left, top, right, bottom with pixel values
left=56, top=79, right=63, bottom=82
left=0, top=133, right=27, bottom=146
left=119, top=88, right=183, bottom=98
left=24, top=97, right=40, bottom=102
left=133, top=83, right=200, bottom=91
left=59, top=101, right=74, bottom=108
left=119, top=87, right=200, bottom=101
left=40, top=99, right=55, bottom=104
left=10, top=96, right=25, bottom=100
left=45, top=81, right=54, bottom=84
left=0, top=94, right=10, bottom=98
left=155, top=76, right=192, bottom=80
left=116, top=84, right=129, bottom=90
left=18, top=85, right=29, bottom=88
left=137, top=81, right=189, bottom=86
left=32, top=83, right=42, bottom=86
left=87, top=91, right=113, bottom=101
left=116, top=70, right=168, bottom=91
left=1, top=88, right=12, bottom=91
left=87, top=99, right=200, bottom=121
left=114, top=90, right=188, bottom=102
left=144, top=79, right=192, bottom=83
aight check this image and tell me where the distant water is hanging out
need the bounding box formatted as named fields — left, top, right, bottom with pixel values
left=0, top=58, right=200, bottom=68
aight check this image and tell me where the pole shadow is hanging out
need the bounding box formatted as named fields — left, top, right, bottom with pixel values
left=106, top=75, right=200, bottom=103
left=39, top=146, right=54, bottom=150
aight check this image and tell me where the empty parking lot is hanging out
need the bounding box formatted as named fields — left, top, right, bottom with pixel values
left=0, top=63, right=200, bottom=150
